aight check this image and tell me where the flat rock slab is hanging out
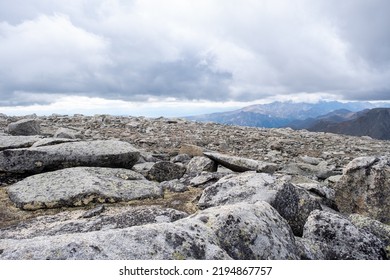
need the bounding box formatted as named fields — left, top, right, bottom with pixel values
left=0, top=202, right=299, bottom=260
left=198, top=172, right=277, bottom=208
left=7, top=167, right=162, bottom=210
left=0, top=140, right=140, bottom=174
left=0, top=135, right=41, bottom=151
left=0, top=205, right=188, bottom=239
left=204, top=152, right=278, bottom=173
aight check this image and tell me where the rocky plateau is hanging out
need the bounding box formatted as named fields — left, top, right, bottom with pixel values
left=0, top=113, right=389, bottom=260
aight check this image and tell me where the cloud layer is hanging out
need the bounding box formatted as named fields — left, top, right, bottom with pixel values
left=1, top=0, right=389, bottom=109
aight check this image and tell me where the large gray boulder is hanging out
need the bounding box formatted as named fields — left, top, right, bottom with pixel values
left=302, top=210, right=387, bottom=259
left=186, top=156, right=217, bottom=174
left=0, top=140, right=140, bottom=174
left=334, top=156, right=390, bottom=223
left=6, top=167, right=162, bottom=210
left=7, top=119, right=40, bottom=136
left=198, top=172, right=276, bottom=208
left=0, top=202, right=299, bottom=260
left=0, top=222, right=229, bottom=260
left=204, top=152, right=278, bottom=173
left=271, top=183, right=322, bottom=236
left=198, top=172, right=321, bottom=236
left=0, top=205, right=188, bottom=239
left=190, top=202, right=299, bottom=259
left=0, top=135, right=41, bottom=151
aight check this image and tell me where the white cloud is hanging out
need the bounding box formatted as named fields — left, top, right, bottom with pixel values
left=0, top=0, right=389, bottom=112
left=0, top=14, right=111, bottom=94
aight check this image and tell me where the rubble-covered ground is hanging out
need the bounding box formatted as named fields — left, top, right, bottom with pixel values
left=0, top=114, right=389, bottom=260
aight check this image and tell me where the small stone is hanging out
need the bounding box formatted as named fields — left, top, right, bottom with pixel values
left=147, top=161, right=186, bottom=182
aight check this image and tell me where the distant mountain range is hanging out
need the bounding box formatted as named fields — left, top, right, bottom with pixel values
left=185, top=101, right=390, bottom=140
left=295, top=108, right=390, bottom=140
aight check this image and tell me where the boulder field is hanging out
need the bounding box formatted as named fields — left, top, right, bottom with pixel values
left=0, top=114, right=389, bottom=259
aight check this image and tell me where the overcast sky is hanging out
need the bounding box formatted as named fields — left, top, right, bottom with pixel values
left=0, top=0, right=389, bottom=116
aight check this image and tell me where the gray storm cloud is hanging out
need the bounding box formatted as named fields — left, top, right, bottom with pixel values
left=0, top=0, right=389, bottom=106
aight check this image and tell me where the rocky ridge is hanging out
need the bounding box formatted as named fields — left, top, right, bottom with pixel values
left=0, top=114, right=389, bottom=260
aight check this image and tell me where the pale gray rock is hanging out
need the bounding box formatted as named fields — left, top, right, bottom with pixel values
left=204, top=152, right=278, bottom=173
left=295, top=238, right=327, bottom=260
left=159, top=179, right=188, bottom=192
left=198, top=172, right=276, bottom=208
left=0, top=206, right=187, bottom=239
left=302, top=210, right=387, bottom=259
left=132, top=162, right=155, bottom=177
left=299, top=155, right=323, bottom=165
left=325, top=175, right=342, bottom=188
left=335, top=156, right=390, bottom=223
left=294, top=182, right=336, bottom=209
left=189, top=172, right=225, bottom=188
left=146, top=161, right=186, bottom=182
left=0, top=140, right=140, bottom=174
left=280, top=162, right=338, bottom=180
left=186, top=156, right=217, bottom=174
left=54, top=128, right=79, bottom=139
left=191, top=202, right=299, bottom=259
left=0, top=202, right=299, bottom=260
left=199, top=172, right=321, bottom=236
left=349, top=214, right=390, bottom=258
left=6, top=167, right=162, bottom=210
left=171, top=154, right=192, bottom=163
left=31, top=138, right=80, bottom=147
left=0, top=222, right=229, bottom=260
left=7, top=119, right=40, bottom=136
left=0, top=135, right=41, bottom=151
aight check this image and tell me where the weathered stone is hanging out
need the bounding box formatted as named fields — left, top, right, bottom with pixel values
left=299, top=155, right=323, bottom=165
left=0, top=205, right=187, bottom=239
left=191, top=202, right=299, bottom=259
left=335, top=156, right=390, bottom=223
left=6, top=167, right=162, bottom=210
left=147, top=161, right=186, bottom=182
left=0, top=140, right=140, bottom=174
left=0, top=222, right=229, bottom=260
left=186, top=156, right=217, bottom=174
left=54, top=128, right=79, bottom=139
left=171, top=154, right=192, bottom=163
left=7, top=119, right=40, bottom=136
left=159, top=179, right=189, bottom=192
left=31, top=138, right=80, bottom=147
left=0, top=135, right=41, bottom=151
left=280, top=162, right=338, bottom=180
left=204, top=152, right=278, bottom=173
left=199, top=172, right=321, bottom=236
left=295, top=237, right=327, bottom=260
left=198, top=172, right=276, bottom=208
left=302, top=210, right=387, bottom=259
left=0, top=202, right=300, bottom=260
left=349, top=214, right=390, bottom=258
left=189, top=172, right=225, bottom=188
left=294, top=182, right=336, bottom=209
left=270, top=183, right=322, bottom=236
left=132, top=162, right=155, bottom=177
